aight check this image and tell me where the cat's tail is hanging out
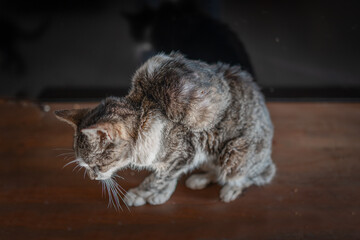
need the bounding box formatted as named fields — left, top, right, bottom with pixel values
left=127, top=53, right=232, bottom=132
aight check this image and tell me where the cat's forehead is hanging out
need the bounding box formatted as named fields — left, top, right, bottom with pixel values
left=78, top=98, right=133, bottom=128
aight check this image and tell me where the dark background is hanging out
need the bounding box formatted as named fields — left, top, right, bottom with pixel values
left=1, top=0, right=359, bottom=101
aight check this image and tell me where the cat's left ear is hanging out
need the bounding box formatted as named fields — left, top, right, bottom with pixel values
left=81, top=123, right=118, bottom=142
left=54, top=109, right=89, bottom=129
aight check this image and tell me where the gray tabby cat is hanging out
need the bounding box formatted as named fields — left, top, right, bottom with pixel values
left=55, top=53, right=275, bottom=208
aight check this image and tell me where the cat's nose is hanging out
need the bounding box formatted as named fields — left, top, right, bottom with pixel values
left=87, top=170, right=96, bottom=180
left=87, top=166, right=99, bottom=180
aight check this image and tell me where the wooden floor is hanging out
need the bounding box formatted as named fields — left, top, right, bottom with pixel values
left=0, top=101, right=359, bottom=240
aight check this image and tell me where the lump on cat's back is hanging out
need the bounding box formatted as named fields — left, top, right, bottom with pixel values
left=128, top=53, right=232, bottom=132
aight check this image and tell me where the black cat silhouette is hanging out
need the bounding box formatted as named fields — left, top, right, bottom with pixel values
left=123, top=1, right=254, bottom=76
left=0, top=15, right=50, bottom=75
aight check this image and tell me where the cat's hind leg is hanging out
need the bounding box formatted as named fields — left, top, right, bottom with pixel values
left=220, top=161, right=276, bottom=202
left=250, top=161, right=276, bottom=186
left=217, top=137, right=275, bottom=202
left=220, top=177, right=252, bottom=202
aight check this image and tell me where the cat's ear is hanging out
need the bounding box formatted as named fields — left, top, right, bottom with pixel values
left=54, top=109, right=89, bottom=129
left=81, top=123, right=117, bottom=142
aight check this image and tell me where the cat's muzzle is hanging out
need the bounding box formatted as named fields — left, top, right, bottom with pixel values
left=87, top=170, right=97, bottom=180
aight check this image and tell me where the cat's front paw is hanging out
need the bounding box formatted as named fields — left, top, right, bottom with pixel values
left=147, top=180, right=177, bottom=205
left=124, top=189, right=146, bottom=207
left=220, top=185, right=243, bottom=203
left=125, top=181, right=177, bottom=207
left=147, top=191, right=171, bottom=205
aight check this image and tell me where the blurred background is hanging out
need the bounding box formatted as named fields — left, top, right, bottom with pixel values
left=1, top=0, right=359, bottom=101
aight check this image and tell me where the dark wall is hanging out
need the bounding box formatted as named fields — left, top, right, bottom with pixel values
left=1, top=0, right=359, bottom=100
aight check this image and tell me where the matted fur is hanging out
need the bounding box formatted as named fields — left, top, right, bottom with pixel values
left=55, top=53, right=275, bottom=207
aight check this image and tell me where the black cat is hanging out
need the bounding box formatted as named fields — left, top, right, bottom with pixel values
left=0, top=15, right=50, bottom=75
left=123, top=1, right=255, bottom=76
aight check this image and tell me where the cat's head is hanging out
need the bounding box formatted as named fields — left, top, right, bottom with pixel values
left=122, top=5, right=155, bottom=42
left=54, top=97, right=138, bottom=181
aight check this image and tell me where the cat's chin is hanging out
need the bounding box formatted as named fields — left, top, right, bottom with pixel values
left=95, top=175, right=112, bottom=181
left=94, top=168, right=119, bottom=181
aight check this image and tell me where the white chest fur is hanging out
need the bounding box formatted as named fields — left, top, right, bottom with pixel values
left=192, top=149, right=207, bottom=168
left=132, top=118, right=165, bottom=167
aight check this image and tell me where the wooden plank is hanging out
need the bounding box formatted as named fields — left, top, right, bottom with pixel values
left=0, top=101, right=359, bottom=240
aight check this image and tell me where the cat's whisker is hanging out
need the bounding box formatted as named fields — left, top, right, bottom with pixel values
left=112, top=181, right=129, bottom=199
left=111, top=178, right=130, bottom=211
left=110, top=176, right=129, bottom=204
left=113, top=174, right=124, bottom=180
left=52, top=148, right=74, bottom=151
left=72, top=164, right=81, bottom=172
left=108, top=179, right=120, bottom=211
left=100, top=178, right=128, bottom=211
left=64, top=155, right=75, bottom=161
left=76, top=166, right=84, bottom=173
left=113, top=181, right=128, bottom=211
left=111, top=177, right=129, bottom=199
left=58, top=152, right=74, bottom=155
left=56, top=152, right=75, bottom=158
left=109, top=180, right=122, bottom=211
left=104, top=180, right=112, bottom=208
left=63, top=159, right=80, bottom=169
left=116, top=182, right=129, bottom=196
left=106, top=180, right=118, bottom=210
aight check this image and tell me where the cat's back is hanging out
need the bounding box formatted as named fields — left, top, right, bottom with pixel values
left=211, top=63, right=273, bottom=139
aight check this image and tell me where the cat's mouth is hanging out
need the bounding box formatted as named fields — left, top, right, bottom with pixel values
left=95, top=173, right=113, bottom=181
left=76, top=159, right=114, bottom=181
left=87, top=167, right=115, bottom=181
